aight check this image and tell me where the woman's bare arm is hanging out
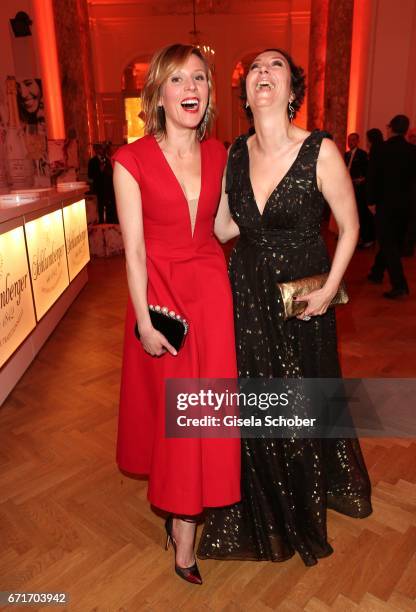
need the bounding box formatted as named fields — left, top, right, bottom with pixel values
left=297, top=138, right=359, bottom=318
left=318, top=138, right=359, bottom=293
left=114, top=161, right=176, bottom=355
left=214, top=169, right=240, bottom=243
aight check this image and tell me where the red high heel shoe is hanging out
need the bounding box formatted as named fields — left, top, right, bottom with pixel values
left=165, top=515, right=202, bottom=585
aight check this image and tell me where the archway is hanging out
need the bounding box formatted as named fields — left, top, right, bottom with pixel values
left=230, top=54, right=255, bottom=141
left=122, top=56, right=150, bottom=143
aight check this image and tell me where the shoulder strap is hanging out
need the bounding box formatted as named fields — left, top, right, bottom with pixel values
left=225, top=135, right=246, bottom=194
left=299, top=129, right=333, bottom=168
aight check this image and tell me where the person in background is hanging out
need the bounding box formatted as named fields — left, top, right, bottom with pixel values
left=402, top=128, right=416, bottom=256
left=345, top=132, right=374, bottom=248
left=367, top=115, right=416, bottom=297
left=366, top=128, right=384, bottom=161
left=408, top=128, right=416, bottom=146
left=365, top=129, right=384, bottom=262
left=102, top=142, right=118, bottom=223
left=88, top=144, right=105, bottom=222
left=88, top=143, right=118, bottom=224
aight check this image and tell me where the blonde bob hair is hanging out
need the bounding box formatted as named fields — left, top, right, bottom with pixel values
left=142, top=43, right=215, bottom=141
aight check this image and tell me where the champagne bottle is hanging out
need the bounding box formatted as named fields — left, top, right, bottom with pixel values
left=0, top=130, right=8, bottom=192
left=5, top=76, right=34, bottom=189
left=0, top=86, right=9, bottom=191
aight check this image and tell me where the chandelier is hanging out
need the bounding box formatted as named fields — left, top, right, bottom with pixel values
left=189, top=0, right=215, bottom=59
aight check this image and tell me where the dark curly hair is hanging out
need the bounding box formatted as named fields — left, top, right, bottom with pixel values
left=241, top=48, right=306, bottom=121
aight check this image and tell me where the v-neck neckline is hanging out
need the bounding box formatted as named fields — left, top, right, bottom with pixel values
left=245, top=130, right=315, bottom=219
left=151, top=135, right=204, bottom=239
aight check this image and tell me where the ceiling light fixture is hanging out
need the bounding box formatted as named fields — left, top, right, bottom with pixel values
left=189, top=0, right=215, bottom=60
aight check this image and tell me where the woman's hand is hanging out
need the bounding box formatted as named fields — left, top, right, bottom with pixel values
left=295, top=286, right=337, bottom=320
left=138, top=325, right=177, bottom=357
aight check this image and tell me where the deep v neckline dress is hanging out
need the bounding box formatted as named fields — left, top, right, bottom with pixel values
left=112, top=135, right=240, bottom=515
left=197, top=130, right=372, bottom=566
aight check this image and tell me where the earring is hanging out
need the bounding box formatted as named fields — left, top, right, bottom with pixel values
left=199, top=110, right=209, bottom=140
left=288, top=101, right=295, bottom=122
left=245, top=100, right=250, bottom=109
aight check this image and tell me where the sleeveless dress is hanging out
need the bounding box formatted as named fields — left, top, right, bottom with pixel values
left=197, top=130, right=372, bottom=566
left=113, top=135, right=240, bottom=516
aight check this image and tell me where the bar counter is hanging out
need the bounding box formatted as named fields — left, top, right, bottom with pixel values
left=0, top=189, right=90, bottom=405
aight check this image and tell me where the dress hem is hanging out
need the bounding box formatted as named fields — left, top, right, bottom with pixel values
left=147, top=494, right=243, bottom=517
left=196, top=547, right=334, bottom=567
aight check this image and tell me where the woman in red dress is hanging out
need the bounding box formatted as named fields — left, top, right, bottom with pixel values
left=112, top=44, right=240, bottom=584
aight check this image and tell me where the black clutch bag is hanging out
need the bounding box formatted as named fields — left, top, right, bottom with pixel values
left=134, top=304, right=189, bottom=352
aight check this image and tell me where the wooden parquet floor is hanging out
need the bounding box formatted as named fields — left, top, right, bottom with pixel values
left=1, top=241, right=416, bottom=612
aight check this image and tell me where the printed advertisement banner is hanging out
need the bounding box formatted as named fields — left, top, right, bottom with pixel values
left=0, top=226, right=36, bottom=367
left=25, top=209, right=69, bottom=319
left=63, top=199, right=90, bottom=281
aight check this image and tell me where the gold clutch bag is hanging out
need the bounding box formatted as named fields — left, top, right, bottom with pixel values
left=277, top=273, right=349, bottom=320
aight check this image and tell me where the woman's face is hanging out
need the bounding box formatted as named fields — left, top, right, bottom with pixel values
left=159, top=54, right=209, bottom=133
left=18, top=79, right=41, bottom=114
left=245, top=51, right=292, bottom=114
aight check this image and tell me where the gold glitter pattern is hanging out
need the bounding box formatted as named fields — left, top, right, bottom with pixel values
left=197, top=130, right=372, bottom=567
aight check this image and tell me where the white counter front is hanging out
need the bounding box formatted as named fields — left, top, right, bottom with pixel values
left=0, top=190, right=90, bottom=404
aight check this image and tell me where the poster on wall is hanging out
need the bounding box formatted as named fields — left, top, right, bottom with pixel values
left=25, top=209, right=69, bottom=320
left=16, top=77, right=50, bottom=187
left=48, top=138, right=79, bottom=184
left=0, top=75, right=50, bottom=190
left=63, top=199, right=90, bottom=281
left=0, top=226, right=37, bottom=368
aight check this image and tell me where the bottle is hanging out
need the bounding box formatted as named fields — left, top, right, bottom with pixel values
left=0, top=130, right=8, bottom=192
left=5, top=76, right=34, bottom=189
left=0, top=86, right=9, bottom=191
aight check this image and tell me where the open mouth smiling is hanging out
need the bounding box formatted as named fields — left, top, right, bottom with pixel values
left=255, top=80, right=276, bottom=91
left=181, top=98, right=200, bottom=112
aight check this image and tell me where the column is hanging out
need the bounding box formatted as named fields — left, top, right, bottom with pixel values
left=347, top=0, right=373, bottom=137
left=289, top=9, right=312, bottom=129
left=32, top=0, right=65, bottom=139
left=323, top=0, right=354, bottom=148
left=52, top=0, right=98, bottom=174
left=307, top=0, right=329, bottom=131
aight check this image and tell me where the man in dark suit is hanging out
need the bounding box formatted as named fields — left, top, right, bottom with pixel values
left=88, top=143, right=118, bottom=224
left=345, top=133, right=374, bottom=247
left=402, top=128, right=416, bottom=256
left=367, top=115, right=416, bottom=298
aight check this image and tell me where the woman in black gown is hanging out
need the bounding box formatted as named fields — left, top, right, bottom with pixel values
left=200, top=48, right=372, bottom=566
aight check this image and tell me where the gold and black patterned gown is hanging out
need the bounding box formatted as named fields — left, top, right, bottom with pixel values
left=197, top=130, right=372, bottom=566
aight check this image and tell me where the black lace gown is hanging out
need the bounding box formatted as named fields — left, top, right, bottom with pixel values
left=197, top=130, right=372, bottom=566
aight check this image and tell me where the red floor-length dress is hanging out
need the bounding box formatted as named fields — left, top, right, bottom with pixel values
left=113, top=135, right=241, bottom=515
